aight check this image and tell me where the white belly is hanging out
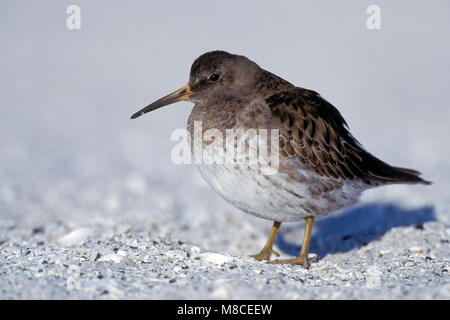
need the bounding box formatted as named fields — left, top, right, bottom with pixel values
left=195, top=161, right=367, bottom=222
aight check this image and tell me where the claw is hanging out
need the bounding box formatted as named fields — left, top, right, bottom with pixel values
left=268, top=254, right=310, bottom=269
left=250, top=248, right=280, bottom=261
left=272, top=249, right=280, bottom=257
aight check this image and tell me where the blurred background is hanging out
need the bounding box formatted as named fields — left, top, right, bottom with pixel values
left=0, top=1, right=449, bottom=254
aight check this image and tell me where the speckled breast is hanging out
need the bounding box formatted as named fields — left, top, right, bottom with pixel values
left=193, top=147, right=366, bottom=222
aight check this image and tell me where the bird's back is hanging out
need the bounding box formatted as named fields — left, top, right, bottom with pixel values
left=263, top=86, right=431, bottom=187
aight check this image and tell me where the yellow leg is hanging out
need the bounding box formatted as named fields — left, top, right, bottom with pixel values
left=250, top=221, right=281, bottom=261
left=269, top=216, right=315, bottom=268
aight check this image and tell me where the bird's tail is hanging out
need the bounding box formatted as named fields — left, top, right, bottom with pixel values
left=363, top=152, right=432, bottom=185
left=391, top=166, right=432, bottom=185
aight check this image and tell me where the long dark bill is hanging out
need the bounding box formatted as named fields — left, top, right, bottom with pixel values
left=130, top=84, right=191, bottom=119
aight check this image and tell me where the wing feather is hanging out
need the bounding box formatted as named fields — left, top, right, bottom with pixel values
left=265, top=88, right=430, bottom=185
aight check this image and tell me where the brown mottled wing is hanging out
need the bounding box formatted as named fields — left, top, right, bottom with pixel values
left=265, top=88, right=430, bottom=185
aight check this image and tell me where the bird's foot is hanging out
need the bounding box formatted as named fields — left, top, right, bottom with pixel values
left=250, top=247, right=280, bottom=261
left=268, top=253, right=311, bottom=269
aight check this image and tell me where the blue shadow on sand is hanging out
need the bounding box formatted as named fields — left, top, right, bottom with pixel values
left=275, top=203, right=435, bottom=258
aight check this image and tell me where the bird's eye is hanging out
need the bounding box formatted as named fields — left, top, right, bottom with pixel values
left=209, top=74, right=220, bottom=81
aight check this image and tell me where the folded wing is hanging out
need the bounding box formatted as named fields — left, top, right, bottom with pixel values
left=265, top=88, right=431, bottom=185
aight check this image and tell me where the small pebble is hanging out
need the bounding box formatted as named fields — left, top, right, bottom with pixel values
left=57, top=228, right=92, bottom=246
left=199, top=252, right=233, bottom=265
left=409, top=246, right=424, bottom=254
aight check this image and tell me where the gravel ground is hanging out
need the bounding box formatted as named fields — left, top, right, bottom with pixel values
left=0, top=172, right=448, bottom=299
left=1, top=222, right=448, bottom=300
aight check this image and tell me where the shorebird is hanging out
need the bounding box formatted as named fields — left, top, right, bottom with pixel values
left=131, top=51, right=430, bottom=267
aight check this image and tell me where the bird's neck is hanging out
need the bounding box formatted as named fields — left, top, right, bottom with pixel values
left=255, top=69, right=294, bottom=95
left=188, top=100, right=240, bottom=135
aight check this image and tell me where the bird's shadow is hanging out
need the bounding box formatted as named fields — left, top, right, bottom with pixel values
left=275, top=203, right=435, bottom=259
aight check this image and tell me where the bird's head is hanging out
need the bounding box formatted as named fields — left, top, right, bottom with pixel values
left=188, top=51, right=260, bottom=103
left=131, top=51, right=260, bottom=119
